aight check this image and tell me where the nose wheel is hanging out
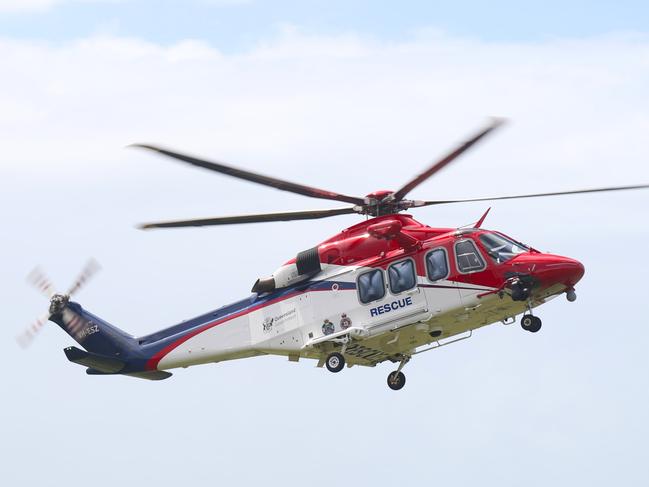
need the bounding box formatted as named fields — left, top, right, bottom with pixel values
left=386, top=355, right=410, bottom=390
left=521, top=314, right=542, bottom=333
left=387, top=371, right=406, bottom=390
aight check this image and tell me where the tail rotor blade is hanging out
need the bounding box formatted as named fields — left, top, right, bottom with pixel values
left=16, top=313, right=50, bottom=349
left=26, top=267, right=56, bottom=298
left=66, top=259, right=101, bottom=297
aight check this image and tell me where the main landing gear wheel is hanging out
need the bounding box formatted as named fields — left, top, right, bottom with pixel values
left=325, top=352, right=345, bottom=373
left=387, top=371, right=406, bottom=391
left=521, top=314, right=542, bottom=333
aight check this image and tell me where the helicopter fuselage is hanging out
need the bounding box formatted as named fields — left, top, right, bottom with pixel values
left=24, top=118, right=644, bottom=389
left=134, top=214, right=584, bottom=372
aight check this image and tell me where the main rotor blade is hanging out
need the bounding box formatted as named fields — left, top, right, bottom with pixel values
left=393, top=118, right=505, bottom=202
left=418, top=183, right=649, bottom=206
left=131, top=144, right=365, bottom=206
left=138, top=207, right=358, bottom=229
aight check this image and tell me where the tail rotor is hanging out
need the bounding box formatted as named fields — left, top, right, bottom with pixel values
left=17, top=259, right=101, bottom=348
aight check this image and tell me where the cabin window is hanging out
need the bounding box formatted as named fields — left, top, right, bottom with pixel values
left=426, top=248, right=448, bottom=281
left=388, top=259, right=416, bottom=294
left=357, top=269, right=386, bottom=304
left=455, top=240, right=486, bottom=273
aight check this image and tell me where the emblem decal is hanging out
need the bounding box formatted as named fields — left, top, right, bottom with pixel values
left=322, top=319, right=335, bottom=335
left=340, top=313, right=352, bottom=330
left=262, top=317, right=274, bottom=333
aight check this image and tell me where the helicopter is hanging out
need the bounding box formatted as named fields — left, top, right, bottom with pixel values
left=18, top=119, right=649, bottom=390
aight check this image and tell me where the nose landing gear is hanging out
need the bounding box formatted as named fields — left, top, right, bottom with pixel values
left=387, top=371, right=406, bottom=390
left=387, top=355, right=410, bottom=391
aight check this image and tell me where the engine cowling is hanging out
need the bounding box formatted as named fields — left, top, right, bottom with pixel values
left=251, top=247, right=322, bottom=294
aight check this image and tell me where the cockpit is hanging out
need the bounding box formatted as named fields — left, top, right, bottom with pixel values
left=478, top=232, right=529, bottom=264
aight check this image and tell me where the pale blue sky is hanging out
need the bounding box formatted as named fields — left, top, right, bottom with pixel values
left=2, top=2, right=649, bottom=487
left=1, top=0, right=649, bottom=49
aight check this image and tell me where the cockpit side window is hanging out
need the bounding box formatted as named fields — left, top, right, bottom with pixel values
left=478, top=232, right=528, bottom=264
left=358, top=269, right=386, bottom=304
left=426, top=248, right=448, bottom=282
left=388, top=259, right=416, bottom=294
left=455, top=240, right=486, bottom=273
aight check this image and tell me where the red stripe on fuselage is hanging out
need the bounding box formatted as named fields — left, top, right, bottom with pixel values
left=145, top=287, right=352, bottom=371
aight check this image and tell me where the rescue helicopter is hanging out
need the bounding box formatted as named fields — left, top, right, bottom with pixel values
left=18, top=119, right=649, bottom=390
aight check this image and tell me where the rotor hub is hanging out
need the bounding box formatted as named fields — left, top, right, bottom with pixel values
left=49, top=294, right=69, bottom=315
left=360, top=190, right=415, bottom=216
left=364, top=190, right=394, bottom=202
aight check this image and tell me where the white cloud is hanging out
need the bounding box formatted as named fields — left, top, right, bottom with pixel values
left=0, top=0, right=58, bottom=12
left=199, top=0, right=252, bottom=5
left=0, top=0, right=123, bottom=13
left=1, top=30, right=648, bottom=191
left=0, top=0, right=248, bottom=13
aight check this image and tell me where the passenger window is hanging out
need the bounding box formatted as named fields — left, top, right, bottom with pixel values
left=426, top=249, right=448, bottom=281
left=358, top=269, right=386, bottom=304
left=455, top=240, right=485, bottom=273
left=388, top=260, right=416, bottom=294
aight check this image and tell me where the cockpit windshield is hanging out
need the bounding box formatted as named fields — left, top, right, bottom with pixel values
left=478, top=232, right=529, bottom=264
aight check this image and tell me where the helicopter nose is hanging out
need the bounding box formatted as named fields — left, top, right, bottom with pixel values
left=535, top=255, right=585, bottom=288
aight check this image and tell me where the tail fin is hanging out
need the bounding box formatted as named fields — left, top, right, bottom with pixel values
left=52, top=301, right=172, bottom=380
left=50, top=301, right=135, bottom=357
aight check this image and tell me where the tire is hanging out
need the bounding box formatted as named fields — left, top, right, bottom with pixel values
left=387, top=371, right=406, bottom=391
left=520, top=314, right=534, bottom=331
left=325, top=352, right=345, bottom=373
left=528, top=316, right=542, bottom=333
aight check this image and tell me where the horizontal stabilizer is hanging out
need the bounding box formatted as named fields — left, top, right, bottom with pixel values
left=64, top=346, right=125, bottom=374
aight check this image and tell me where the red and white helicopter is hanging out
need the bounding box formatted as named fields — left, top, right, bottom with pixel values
left=19, top=120, right=649, bottom=390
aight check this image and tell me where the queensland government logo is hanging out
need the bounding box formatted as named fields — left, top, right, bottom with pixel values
left=261, top=308, right=297, bottom=333
left=262, top=317, right=274, bottom=333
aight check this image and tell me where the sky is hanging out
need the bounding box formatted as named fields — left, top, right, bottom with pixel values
left=2, top=2, right=649, bottom=486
